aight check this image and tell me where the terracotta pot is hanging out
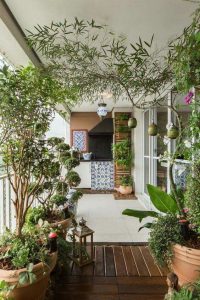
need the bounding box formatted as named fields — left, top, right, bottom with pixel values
left=0, top=252, right=57, bottom=300
left=119, top=185, right=132, bottom=195
left=171, top=244, right=200, bottom=286
left=50, top=217, right=71, bottom=239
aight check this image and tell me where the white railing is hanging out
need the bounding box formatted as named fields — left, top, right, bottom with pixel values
left=0, top=172, right=16, bottom=233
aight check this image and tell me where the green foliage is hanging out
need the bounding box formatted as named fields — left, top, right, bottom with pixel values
left=0, top=280, right=15, bottom=300
left=120, top=175, right=133, bottom=186
left=64, top=157, right=80, bottom=170
left=168, top=7, right=200, bottom=92
left=70, top=190, right=83, bottom=202
left=56, top=142, right=70, bottom=152
left=47, top=137, right=64, bottom=147
left=18, top=263, right=36, bottom=286
left=122, top=209, right=159, bottom=222
left=56, top=236, right=72, bottom=270
left=168, top=279, right=200, bottom=300
left=0, top=231, right=49, bottom=269
left=26, top=206, right=47, bottom=227
left=55, top=181, right=68, bottom=194
left=112, top=140, right=132, bottom=168
left=27, top=19, right=171, bottom=108
left=147, top=184, right=178, bottom=214
left=66, top=171, right=81, bottom=187
left=185, top=161, right=200, bottom=233
left=118, top=114, right=129, bottom=121
left=50, top=194, right=67, bottom=206
left=116, top=125, right=130, bottom=133
left=0, top=65, right=77, bottom=235
left=149, top=214, right=182, bottom=267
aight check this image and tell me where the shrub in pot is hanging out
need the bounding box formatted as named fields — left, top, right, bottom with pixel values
left=0, top=65, right=75, bottom=298
left=123, top=184, right=200, bottom=286
left=119, top=175, right=133, bottom=195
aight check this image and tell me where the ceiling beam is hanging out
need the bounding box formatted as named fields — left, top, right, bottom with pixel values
left=0, top=0, right=41, bottom=67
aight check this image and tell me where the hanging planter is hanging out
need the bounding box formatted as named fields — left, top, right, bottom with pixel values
left=97, top=103, right=108, bottom=118
left=167, top=123, right=179, bottom=139
left=128, top=117, right=137, bottom=129
left=148, top=122, right=158, bottom=136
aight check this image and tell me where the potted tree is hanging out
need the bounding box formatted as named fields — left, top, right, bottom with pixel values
left=0, top=65, right=74, bottom=299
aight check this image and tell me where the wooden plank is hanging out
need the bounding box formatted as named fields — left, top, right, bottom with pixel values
left=119, top=295, right=164, bottom=300
left=139, top=246, right=161, bottom=277
left=118, top=283, right=167, bottom=295
left=122, top=246, right=138, bottom=276
left=81, top=246, right=95, bottom=276
left=113, top=246, right=127, bottom=276
left=131, top=246, right=150, bottom=276
left=57, top=283, right=118, bottom=295
left=94, top=246, right=105, bottom=276
left=105, top=246, right=116, bottom=277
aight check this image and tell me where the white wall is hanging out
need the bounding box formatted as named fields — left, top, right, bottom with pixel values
left=46, top=112, right=70, bottom=144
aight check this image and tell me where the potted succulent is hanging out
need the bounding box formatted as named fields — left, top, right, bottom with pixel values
left=0, top=65, right=72, bottom=299
left=118, top=175, right=133, bottom=195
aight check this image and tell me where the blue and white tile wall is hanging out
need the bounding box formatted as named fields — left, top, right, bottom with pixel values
left=173, top=162, right=191, bottom=189
left=91, top=161, right=114, bottom=190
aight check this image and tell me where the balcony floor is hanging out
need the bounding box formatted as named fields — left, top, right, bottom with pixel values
left=54, top=245, right=168, bottom=300
left=76, top=194, right=151, bottom=242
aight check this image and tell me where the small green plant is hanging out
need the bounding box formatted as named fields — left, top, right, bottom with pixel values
left=117, top=125, right=130, bottom=133
left=118, top=114, right=129, bottom=121
left=0, top=280, right=15, bottom=300
left=148, top=214, right=182, bottom=267
left=120, top=175, right=133, bottom=187
left=169, top=279, right=200, bottom=300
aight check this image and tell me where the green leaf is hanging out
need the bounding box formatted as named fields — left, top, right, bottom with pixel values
left=27, top=263, right=34, bottom=272
left=138, top=222, right=153, bottom=232
left=122, top=209, right=159, bottom=222
left=18, top=272, right=29, bottom=286
left=147, top=184, right=178, bottom=214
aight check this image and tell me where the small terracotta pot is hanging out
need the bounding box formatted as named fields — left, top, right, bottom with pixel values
left=119, top=185, right=132, bottom=195
left=0, top=252, right=57, bottom=300
left=171, top=244, right=200, bottom=286
left=50, top=217, right=71, bottom=239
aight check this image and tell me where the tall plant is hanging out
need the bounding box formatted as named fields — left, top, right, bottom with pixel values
left=0, top=65, right=76, bottom=236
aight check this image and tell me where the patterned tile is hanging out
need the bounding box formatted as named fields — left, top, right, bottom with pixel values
left=91, top=161, right=114, bottom=190
left=173, top=162, right=190, bottom=189
left=72, top=130, right=87, bottom=151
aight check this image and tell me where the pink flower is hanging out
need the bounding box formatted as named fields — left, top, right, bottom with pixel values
left=182, top=208, right=189, bottom=213
left=178, top=219, right=188, bottom=224
left=184, top=91, right=194, bottom=104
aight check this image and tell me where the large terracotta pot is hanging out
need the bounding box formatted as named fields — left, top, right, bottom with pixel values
left=0, top=252, right=57, bottom=300
left=171, top=244, right=200, bottom=286
left=119, top=185, right=132, bottom=195
left=51, top=217, right=71, bottom=239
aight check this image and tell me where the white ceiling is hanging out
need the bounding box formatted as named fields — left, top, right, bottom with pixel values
left=1, top=0, right=198, bottom=111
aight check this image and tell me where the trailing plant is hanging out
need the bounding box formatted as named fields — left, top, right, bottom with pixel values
left=148, top=214, right=182, bottom=267
left=70, top=190, right=83, bottom=203
left=27, top=19, right=172, bottom=109
left=116, top=125, right=130, bottom=133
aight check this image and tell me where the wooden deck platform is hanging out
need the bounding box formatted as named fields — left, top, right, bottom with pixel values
left=54, top=245, right=168, bottom=299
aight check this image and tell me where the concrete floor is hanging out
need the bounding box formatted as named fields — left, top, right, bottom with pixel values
left=76, top=194, right=152, bottom=243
